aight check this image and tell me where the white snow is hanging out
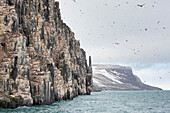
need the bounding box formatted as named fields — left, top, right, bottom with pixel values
left=110, top=70, right=119, bottom=74
left=94, top=69, right=123, bottom=84
left=93, top=78, right=105, bottom=87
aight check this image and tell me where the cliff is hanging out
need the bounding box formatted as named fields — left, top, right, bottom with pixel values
left=92, top=65, right=161, bottom=91
left=0, top=0, right=92, bottom=108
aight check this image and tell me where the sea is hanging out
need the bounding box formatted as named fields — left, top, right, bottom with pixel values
left=0, top=90, right=170, bottom=113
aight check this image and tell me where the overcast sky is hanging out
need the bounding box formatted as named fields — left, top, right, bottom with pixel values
left=57, top=0, right=170, bottom=90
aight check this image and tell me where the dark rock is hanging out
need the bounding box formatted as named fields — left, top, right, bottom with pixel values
left=0, top=95, right=23, bottom=109
left=6, top=0, right=14, bottom=6
left=10, top=67, right=18, bottom=81
left=11, top=17, right=18, bottom=32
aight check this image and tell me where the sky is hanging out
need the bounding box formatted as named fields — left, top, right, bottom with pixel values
left=56, top=0, right=170, bottom=90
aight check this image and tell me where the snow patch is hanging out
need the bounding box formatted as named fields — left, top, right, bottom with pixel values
left=95, top=69, right=123, bottom=84
left=93, top=78, right=105, bottom=87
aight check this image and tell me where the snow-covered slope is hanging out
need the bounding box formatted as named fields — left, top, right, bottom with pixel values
left=92, top=65, right=162, bottom=91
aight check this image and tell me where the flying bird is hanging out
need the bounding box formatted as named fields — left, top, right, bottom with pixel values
left=115, top=42, right=120, bottom=45
left=137, top=4, right=145, bottom=7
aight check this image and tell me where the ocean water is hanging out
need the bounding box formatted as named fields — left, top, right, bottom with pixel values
left=0, top=90, right=170, bottom=113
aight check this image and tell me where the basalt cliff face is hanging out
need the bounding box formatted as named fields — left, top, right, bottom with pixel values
left=0, top=0, right=92, bottom=108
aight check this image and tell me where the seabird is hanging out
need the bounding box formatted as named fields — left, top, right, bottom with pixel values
left=137, top=4, right=145, bottom=7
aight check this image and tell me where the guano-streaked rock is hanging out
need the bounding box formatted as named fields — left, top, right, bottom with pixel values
left=0, top=0, right=92, bottom=108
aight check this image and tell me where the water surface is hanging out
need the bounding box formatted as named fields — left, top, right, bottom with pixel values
left=0, top=90, right=170, bottom=113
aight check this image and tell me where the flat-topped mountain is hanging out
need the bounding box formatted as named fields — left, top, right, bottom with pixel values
left=92, top=65, right=161, bottom=91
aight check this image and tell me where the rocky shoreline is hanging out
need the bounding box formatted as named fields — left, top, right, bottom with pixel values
left=0, top=0, right=92, bottom=108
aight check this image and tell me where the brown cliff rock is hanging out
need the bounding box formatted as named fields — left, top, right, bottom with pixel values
left=0, top=0, right=92, bottom=108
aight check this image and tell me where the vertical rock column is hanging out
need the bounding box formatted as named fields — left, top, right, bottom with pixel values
left=86, top=56, right=93, bottom=95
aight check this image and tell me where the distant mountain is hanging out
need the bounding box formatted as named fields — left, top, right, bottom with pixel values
left=92, top=65, right=162, bottom=91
